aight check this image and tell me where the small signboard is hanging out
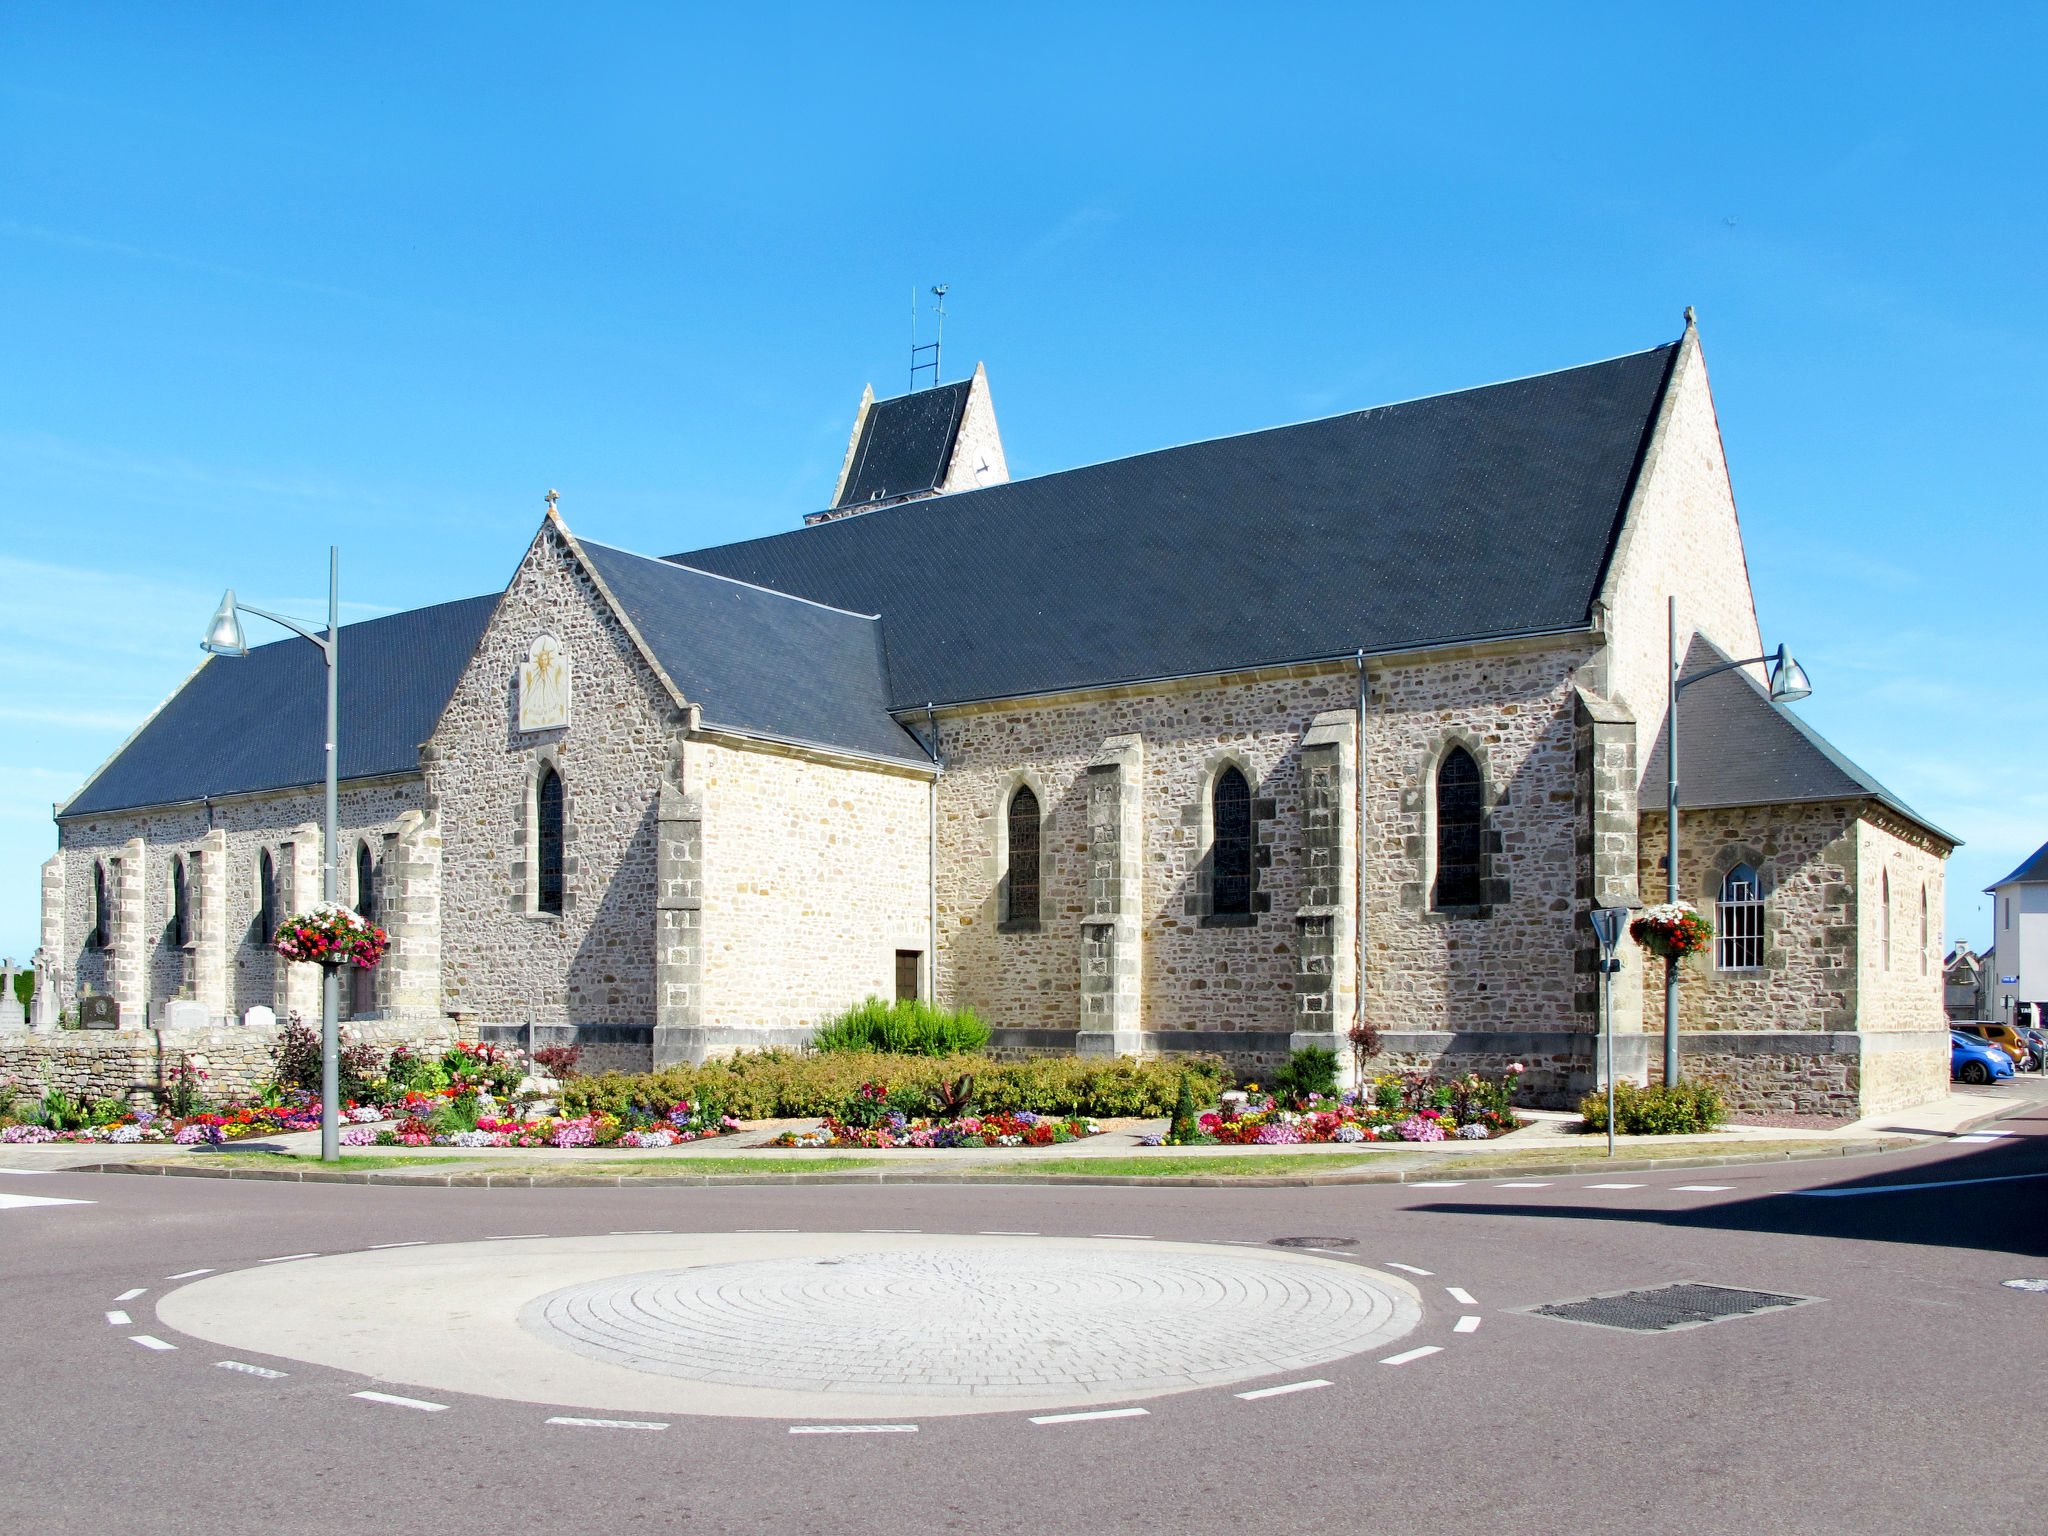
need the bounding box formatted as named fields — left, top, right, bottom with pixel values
left=2001, top=976, right=2020, bottom=985
left=79, top=995, right=119, bottom=1029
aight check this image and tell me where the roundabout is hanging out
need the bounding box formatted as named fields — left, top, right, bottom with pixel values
left=153, top=1231, right=1423, bottom=1418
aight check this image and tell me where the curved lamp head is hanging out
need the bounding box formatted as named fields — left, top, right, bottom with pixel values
left=1768, top=645, right=1812, bottom=703
left=200, top=590, right=248, bottom=657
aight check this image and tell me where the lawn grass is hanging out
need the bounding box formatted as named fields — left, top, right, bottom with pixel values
left=997, top=1152, right=1395, bottom=1177
left=1428, top=1136, right=1868, bottom=1166
left=545, top=1156, right=892, bottom=1178
left=174, top=1151, right=470, bottom=1171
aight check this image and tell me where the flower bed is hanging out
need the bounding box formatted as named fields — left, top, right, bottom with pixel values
left=361, top=1096, right=740, bottom=1149
left=1146, top=1067, right=1528, bottom=1146
left=773, top=1107, right=1102, bottom=1150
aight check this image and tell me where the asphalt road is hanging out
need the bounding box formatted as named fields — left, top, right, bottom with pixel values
left=5, top=1097, right=2045, bottom=1536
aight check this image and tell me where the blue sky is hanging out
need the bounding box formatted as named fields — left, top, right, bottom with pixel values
left=3, top=4, right=2042, bottom=959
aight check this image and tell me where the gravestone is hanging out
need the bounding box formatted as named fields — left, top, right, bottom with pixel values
left=80, top=994, right=120, bottom=1029
left=242, top=1004, right=277, bottom=1030
left=162, top=999, right=209, bottom=1030
left=0, top=958, right=21, bottom=1028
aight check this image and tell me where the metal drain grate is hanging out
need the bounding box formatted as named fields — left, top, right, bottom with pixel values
left=1526, top=1282, right=1816, bottom=1333
left=1268, top=1236, right=1356, bottom=1249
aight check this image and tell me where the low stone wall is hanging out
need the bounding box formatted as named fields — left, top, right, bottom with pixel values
left=478, top=1024, right=653, bottom=1077
left=1, top=1020, right=471, bottom=1110
left=1367, top=1030, right=1600, bottom=1108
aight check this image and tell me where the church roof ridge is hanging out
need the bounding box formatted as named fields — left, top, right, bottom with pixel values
left=1987, top=838, right=2048, bottom=888
left=579, top=536, right=881, bottom=620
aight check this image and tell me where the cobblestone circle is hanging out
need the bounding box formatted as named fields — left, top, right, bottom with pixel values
left=521, top=1244, right=1407, bottom=1397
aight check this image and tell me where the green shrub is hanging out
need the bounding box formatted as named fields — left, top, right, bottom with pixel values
left=558, top=1050, right=1229, bottom=1122
left=809, top=997, right=992, bottom=1056
left=1579, top=1080, right=1728, bottom=1136
left=1165, top=1071, right=1204, bottom=1144
left=1272, top=1046, right=1339, bottom=1105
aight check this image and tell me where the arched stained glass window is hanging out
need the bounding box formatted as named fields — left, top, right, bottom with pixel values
left=1006, top=785, right=1040, bottom=925
left=172, top=855, right=190, bottom=947
left=356, top=842, right=377, bottom=919
left=1212, top=767, right=1252, bottom=916
left=1717, top=863, right=1764, bottom=970
left=257, top=850, right=276, bottom=943
left=1433, top=749, right=1483, bottom=909
left=537, top=765, right=565, bottom=916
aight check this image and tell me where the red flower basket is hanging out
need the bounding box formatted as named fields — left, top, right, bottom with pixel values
left=273, top=903, right=389, bottom=968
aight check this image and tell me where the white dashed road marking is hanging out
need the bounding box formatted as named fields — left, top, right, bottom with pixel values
left=115, top=1289, right=146, bottom=1302
left=105, top=1311, right=130, bottom=1325
left=485, top=1234, right=548, bottom=1241
left=1234, top=1379, right=1333, bottom=1400
left=0, top=1167, right=53, bottom=1174
left=1497, top=1182, right=1552, bottom=1188
left=0, top=1192, right=92, bottom=1209
left=736, top=1229, right=798, bottom=1233
left=1957, top=1133, right=2012, bottom=1143
left=166, top=1269, right=214, bottom=1279
left=861, top=1228, right=922, bottom=1233
left=979, top=1230, right=1040, bottom=1236
left=1453, top=1316, right=1482, bottom=1334
left=353, top=1391, right=447, bottom=1411
left=1380, top=1346, right=1443, bottom=1365
left=1407, top=1181, right=1465, bottom=1188
left=259, top=1253, right=318, bottom=1263
left=1030, top=1408, right=1150, bottom=1425
left=1385, top=1263, right=1433, bottom=1276
left=789, top=1424, right=918, bottom=1434
left=609, top=1230, right=673, bottom=1236
left=1092, top=1233, right=1155, bottom=1240
left=1445, top=1287, right=1476, bottom=1305
left=218, top=1361, right=288, bottom=1378
left=1672, top=1185, right=1734, bottom=1192
left=1793, top=1170, right=2048, bottom=1198
left=1585, top=1184, right=1643, bottom=1190
left=370, top=1241, right=425, bottom=1249
left=130, top=1335, right=177, bottom=1351
left=548, top=1417, right=669, bottom=1430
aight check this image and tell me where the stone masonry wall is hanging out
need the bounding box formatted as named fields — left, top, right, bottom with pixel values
left=429, top=519, right=679, bottom=1030
left=54, top=778, right=430, bottom=1029
left=1856, top=811, right=1950, bottom=1032
left=689, top=735, right=932, bottom=1034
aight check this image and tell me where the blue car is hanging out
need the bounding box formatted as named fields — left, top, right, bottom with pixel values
left=1952, top=1030, right=2015, bottom=1085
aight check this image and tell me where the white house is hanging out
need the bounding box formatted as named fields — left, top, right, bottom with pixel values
left=1985, top=839, right=2048, bottom=1027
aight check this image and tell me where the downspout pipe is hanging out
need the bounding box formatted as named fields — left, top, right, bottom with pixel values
left=924, top=704, right=942, bottom=1003
left=1354, top=651, right=1368, bottom=1056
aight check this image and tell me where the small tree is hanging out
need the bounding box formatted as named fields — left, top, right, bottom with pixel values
left=1166, top=1071, right=1201, bottom=1144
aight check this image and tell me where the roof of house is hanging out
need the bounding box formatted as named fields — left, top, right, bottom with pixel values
left=62, top=594, right=498, bottom=818
left=1641, top=634, right=1956, bottom=843
left=677, top=343, right=1680, bottom=708
left=1988, top=839, right=2048, bottom=888
left=576, top=539, right=929, bottom=764
left=834, top=378, right=973, bottom=508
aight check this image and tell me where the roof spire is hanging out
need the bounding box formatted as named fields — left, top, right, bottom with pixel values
left=1683, top=305, right=1697, bottom=331
left=545, top=488, right=560, bottom=514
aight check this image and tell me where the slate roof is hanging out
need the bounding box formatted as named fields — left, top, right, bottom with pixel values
left=678, top=344, right=1680, bottom=708
left=1988, top=840, right=2048, bottom=888
left=1641, top=635, right=1955, bottom=843
left=834, top=379, right=972, bottom=508
left=62, top=595, right=497, bottom=818
left=576, top=539, right=928, bottom=764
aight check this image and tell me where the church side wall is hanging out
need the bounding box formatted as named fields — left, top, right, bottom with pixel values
left=693, top=739, right=931, bottom=1036
left=933, top=643, right=1600, bottom=1080
left=53, top=779, right=427, bottom=1027
left=430, top=524, right=678, bottom=1032
left=1601, top=334, right=1766, bottom=752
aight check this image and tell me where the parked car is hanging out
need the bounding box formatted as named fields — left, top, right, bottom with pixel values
left=1952, top=1030, right=2016, bottom=1085
left=1955, top=1022, right=2033, bottom=1070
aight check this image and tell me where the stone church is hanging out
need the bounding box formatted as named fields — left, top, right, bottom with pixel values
left=30, top=317, right=1956, bottom=1116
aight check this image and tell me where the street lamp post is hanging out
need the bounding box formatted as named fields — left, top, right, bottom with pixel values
left=202, top=548, right=343, bottom=1163
left=1662, top=595, right=1811, bottom=1086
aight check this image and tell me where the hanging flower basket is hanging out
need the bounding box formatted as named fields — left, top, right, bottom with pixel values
left=1630, top=901, right=1713, bottom=959
left=273, top=903, right=389, bottom=968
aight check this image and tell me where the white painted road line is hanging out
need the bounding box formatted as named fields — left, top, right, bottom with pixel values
left=548, top=1416, right=669, bottom=1430
left=166, top=1269, right=214, bottom=1279
left=861, top=1228, right=922, bottom=1233
left=736, top=1228, right=798, bottom=1233
left=1672, top=1185, right=1734, bottom=1192
left=1585, top=1183, right=1644, bottom=1190
left=1385, top=1262, right=1434, bottom=1276
left=1093, top=1233, right=1155, bottom=1240
left=217, top=1361, right=289, bottom=1379
left=609, top=1230, right=673, bottom=1236
left=1454, top=1316, right=1483, bottom=1334
left=1445, top=1287, right=1477, bottom=1305
left=0, top=1192, right=92, bottom=1209
left=0, top=1167, right=53, bottom=1174
left=352, top=1391, right=447, bottom=1411
left=980, top=1230, right=1040, bottom=1236
left=1234, top=1378, right=1333, bottom=1400
left=1030, top=1408, right=1150, bottom=1425
left=1380, top=1346, right=1444, bottom=1365
left=484, top=1234, right=548, bottom=1241
left=369, top=1240, right=426, bottom=1249
left=129, top=1335, right=177, bottom=1351
left=1957, top=1133, right=2013, bottom=1142
left=1497, top=1181, right=1552, bottom=1188
left=259, top=1253, right=318, bottom=1263
left=105, top=1311, right=130, bottom=1325
left=115, top=1288, right=146, bottom=1302
left=1407, top=1181, right=1465, bottom=1188
left=1792, top=1170, right=2048, bottom=1198
left=789, top=1424, right=920, bottom=1434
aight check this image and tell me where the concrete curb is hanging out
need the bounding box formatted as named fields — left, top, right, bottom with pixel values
left=69, top=1135, right=1929, bottom=1190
